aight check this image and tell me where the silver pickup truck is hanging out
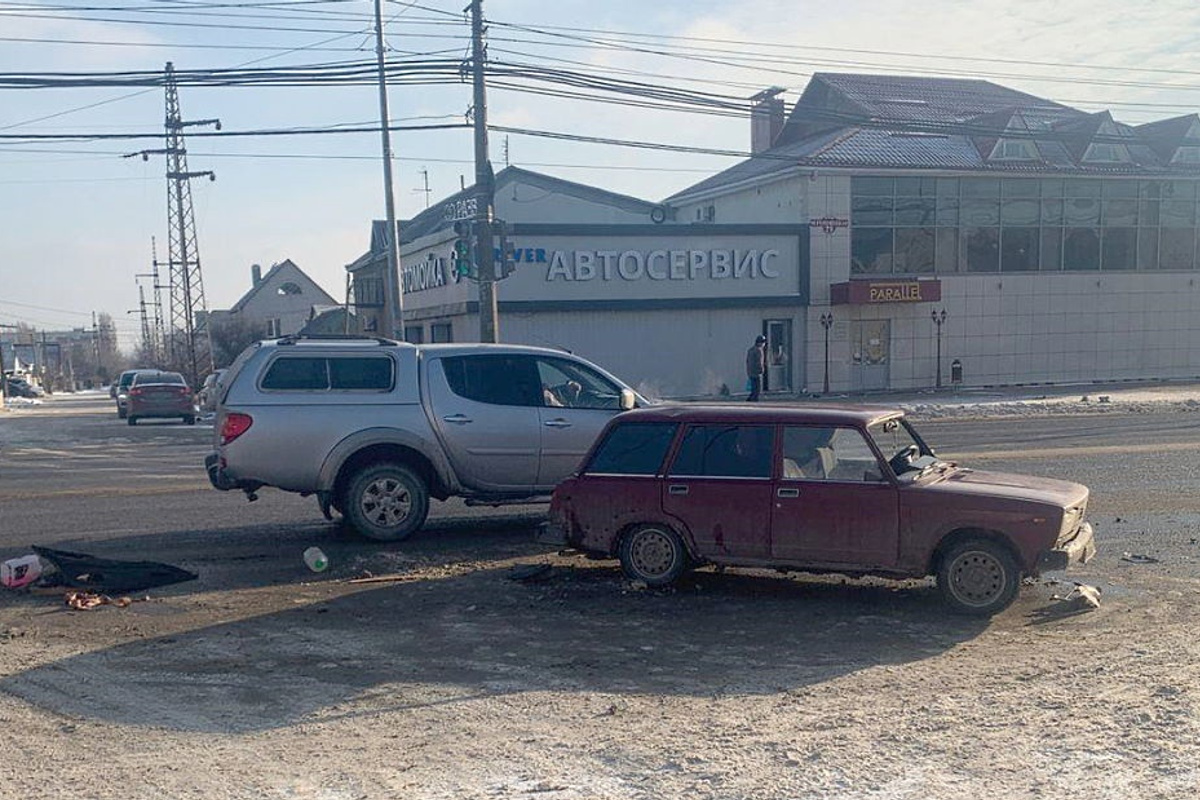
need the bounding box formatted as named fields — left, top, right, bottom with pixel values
left=205, top=336, right=642, bottom=540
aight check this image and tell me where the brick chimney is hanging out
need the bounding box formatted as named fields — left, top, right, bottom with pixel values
left=751, top=87, right=786, bottom=154
left=251, top=263, right=262, bottom=287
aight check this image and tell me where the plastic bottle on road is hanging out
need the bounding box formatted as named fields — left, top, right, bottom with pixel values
left=302, top=547, right=328, bottom=573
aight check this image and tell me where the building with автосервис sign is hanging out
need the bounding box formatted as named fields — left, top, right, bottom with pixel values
left=346, top=74, right=1200, bottom=397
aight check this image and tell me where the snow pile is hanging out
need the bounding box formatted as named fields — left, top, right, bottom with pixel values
left=903, top=389, right=1200, bottom=419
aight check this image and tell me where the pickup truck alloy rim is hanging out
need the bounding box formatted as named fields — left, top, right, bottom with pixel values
left=947, top=549, right=1006, bottom=606
left=360, top=477, right=412, bottom=527
left=629, top=528, right=676, bottom=578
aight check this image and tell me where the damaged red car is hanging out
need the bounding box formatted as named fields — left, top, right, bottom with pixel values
left=543, top=405, right=1095, bottom=615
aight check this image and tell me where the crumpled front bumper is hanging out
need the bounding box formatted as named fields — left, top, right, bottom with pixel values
left=1037, top=522, right=1096, bottom=572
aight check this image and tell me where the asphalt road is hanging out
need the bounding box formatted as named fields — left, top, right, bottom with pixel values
left=0, top=392, right=549, bottom=593
left=4, top=391, right=1200, bottom=590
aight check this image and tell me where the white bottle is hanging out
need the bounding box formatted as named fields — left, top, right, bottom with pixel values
left=302, top=547, right=328, bottom=573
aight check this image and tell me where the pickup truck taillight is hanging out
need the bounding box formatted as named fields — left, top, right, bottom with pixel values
left=220, top=412, right=253, bottom=444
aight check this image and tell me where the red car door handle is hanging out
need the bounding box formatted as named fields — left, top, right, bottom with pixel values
left=777, top=487, right=800, bottom=498
left=668, top=484, right=689, bottom=495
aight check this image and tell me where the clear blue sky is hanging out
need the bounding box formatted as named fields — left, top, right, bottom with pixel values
left=3, top=0, right=1199, bottom=349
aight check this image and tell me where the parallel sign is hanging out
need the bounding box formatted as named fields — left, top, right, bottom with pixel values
left=830, top=279, right=942, bottom=305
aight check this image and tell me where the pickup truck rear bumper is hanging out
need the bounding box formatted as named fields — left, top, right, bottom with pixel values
left=1037, top=522, right=1096, bottom=572
left=205, top=452, right=261, bottom=493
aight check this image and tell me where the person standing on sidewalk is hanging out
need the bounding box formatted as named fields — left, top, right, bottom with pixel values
left=746, top=334, right=767, bottom=401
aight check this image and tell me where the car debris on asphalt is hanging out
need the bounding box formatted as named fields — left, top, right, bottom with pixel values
left=1050, top=582, right=1103, bottom=611
left=31, top=546, right=197, bottom=593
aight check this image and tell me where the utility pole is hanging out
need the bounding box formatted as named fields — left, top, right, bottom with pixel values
left=136, top=237, right=167, bottom=367
left=470, top=0, right=499, bottom=343
left=130, top=285, right=153, bottom=361
left=415, top=168, right=432, bottom=209
left=124, top=63, right=217, bottom=388
left=0, top=322, right=19, bottom=405
left=373, top=0, right=404, bottom=340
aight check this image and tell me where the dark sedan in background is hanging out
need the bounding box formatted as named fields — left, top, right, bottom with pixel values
left=126, top=370, right=196, bottom=425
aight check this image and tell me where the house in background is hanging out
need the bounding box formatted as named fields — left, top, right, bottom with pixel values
left=209, top=259, right=338, bottom=338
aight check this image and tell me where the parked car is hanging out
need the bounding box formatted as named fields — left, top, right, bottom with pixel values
left=114, top=369, right=156, bottom=418
left=4, top=376, right=44, bottom=398
left=206, top=335, right=644, bottom=541
left=197, top=369, right=227, bottom=413
left=126, top=370, right=196, bottom=425
left=542, top=404, right=1096, bottom=616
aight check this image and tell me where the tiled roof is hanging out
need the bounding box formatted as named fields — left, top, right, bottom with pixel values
left=795, top=72, right=1072, bottom=126
left=665, top=129, right=846, bottom=199
left=668, top=73, right=1200, bottom=202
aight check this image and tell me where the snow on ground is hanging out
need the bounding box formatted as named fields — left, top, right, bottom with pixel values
left=899, top=383, right=1200, bottom=419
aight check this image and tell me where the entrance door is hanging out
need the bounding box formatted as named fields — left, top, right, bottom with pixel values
left=763, top=319, right=792, bottom=393
left=851, top=319, right=890, bottom=392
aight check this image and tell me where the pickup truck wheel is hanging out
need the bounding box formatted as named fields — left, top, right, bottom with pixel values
left=619, top=525, right=688, bottom=586
left=345, top=463, right=429, bottom=542
left=937, top=539, right=1020, bottom=616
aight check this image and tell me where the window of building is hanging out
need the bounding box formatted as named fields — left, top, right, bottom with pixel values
left=991, top=139, right=1038, bottom=160
left=403, top=325, right=424, bottom=344
left=431, top=323, right=453, bottom=343
left=353, top=277, right=384, bottom=308
left=1082, top=142, right=1130, bottom=163
left=1172, top=147, right=1200, bottom=164
left=266, top=318, right=282, bottom=338
left=277, top=282, right=303, bottom=296
left=851, top=176, right=1200, bottom=273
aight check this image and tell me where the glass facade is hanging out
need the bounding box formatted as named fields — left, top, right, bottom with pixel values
left=850, top=177, right=1200, bottom=274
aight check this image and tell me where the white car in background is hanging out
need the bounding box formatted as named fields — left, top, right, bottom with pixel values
left=198, top=369, right=228, bottom=413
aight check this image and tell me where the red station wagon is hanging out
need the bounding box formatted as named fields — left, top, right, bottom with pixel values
left=544, top=405, right=1096, bottom=615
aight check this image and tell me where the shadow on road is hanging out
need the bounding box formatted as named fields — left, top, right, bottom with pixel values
left=0, top=560, right=988, bottom=734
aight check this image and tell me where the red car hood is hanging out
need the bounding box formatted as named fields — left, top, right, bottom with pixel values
left=924, top=467, right=1088, bottom=508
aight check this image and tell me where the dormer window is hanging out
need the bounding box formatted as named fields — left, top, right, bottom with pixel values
left=1083, top=142, right=1130, bottom=163
left=1172, top=147, right=1200, bottom=164
left=991, top=138, right=1037, bottom=161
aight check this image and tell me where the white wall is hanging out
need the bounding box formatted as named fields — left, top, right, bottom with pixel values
left=673, top=173, right=806, bottom=225
left=500, top=306, right=803, bottom=400
left=496, top=185, right=653, bottom=225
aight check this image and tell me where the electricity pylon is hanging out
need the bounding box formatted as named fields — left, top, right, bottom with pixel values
left=125, top=62, right=219, bottom=386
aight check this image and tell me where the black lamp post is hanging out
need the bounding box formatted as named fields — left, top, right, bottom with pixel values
left=819, top=312, right=834, bottom=395
left=931, top=308, right=948, bottom=389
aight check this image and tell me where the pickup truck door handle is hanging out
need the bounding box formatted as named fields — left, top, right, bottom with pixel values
left=441, top=414, right=472, bottom=425
left=668, top=484, right=689, bottom=495
left=543, top=418, right=573, bottom=428
left=777, top=487, right=800, bottom=498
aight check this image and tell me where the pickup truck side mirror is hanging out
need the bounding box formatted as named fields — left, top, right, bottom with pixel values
left=619, top=388, right=636, bottom=411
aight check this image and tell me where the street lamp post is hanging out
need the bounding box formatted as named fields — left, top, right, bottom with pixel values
left=931, top=308, right=948, bottom=389
left=819, top=312, right=834, bottom=395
